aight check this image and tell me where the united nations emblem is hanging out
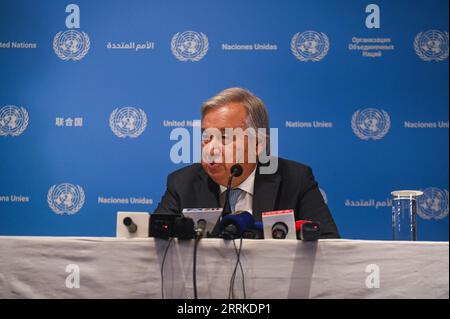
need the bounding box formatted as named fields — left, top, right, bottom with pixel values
left=53, top=30, right=90, bottom=61
left=0, top=105, right=29, bottom=137
left=109, top=107, right=148, bottom=138
left=171, top=31, right=209, bottom=62
left=351, top=108, right=391, bottom=140
left=291, top=31, right=330, bottom=62
left=414, top=30, right=449, bottom=62
left=417, top=187, right=449, bottom=220
left=47, top=183, right=85, bottom=215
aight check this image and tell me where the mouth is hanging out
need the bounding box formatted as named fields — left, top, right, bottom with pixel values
left=206, top=161, right=222, bottom=172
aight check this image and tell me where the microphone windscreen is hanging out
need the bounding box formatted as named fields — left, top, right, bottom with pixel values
left=230, top=164, right=243, bottom=177
left=220, top=211, right=255, bottom=238
left=254, top=221, right=263, bottom=230
left=295, top=220, right=312, bottom=233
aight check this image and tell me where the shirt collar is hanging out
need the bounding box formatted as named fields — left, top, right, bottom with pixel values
left=219, top=166, right=256, bottom=195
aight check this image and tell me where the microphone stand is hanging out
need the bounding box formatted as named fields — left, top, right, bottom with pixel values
left=210, top=164, right=243, bottom=237
left=222, top=173, right=235, bottom=217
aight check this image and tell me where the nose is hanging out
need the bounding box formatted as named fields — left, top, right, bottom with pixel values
left=203, top=138, right=221, bottom=162
left=209, top=143, right=217, bottom=157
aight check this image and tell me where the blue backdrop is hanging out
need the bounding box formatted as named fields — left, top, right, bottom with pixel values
left=0, top=0, right=448, bottom=240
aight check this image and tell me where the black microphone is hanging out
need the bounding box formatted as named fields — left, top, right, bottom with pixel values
left=149, top=213, right=195, bottom=239
left=295, top=220, right=321, bottom=241
left=242, top=221, right=264, bottom=239
left=149, top=213, right=177, bottom=238
left=123, top=217, right=138, bottom=233
left=220, top=211, right=255, bottom=240
left=272, top=222, right=288, bottom=239
left=174, top=216, right=195, bottom=240
left=195, top=219, right=207, bottom=239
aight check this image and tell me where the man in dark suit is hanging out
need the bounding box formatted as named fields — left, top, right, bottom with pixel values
left=155, top=87, right=339, bottom=239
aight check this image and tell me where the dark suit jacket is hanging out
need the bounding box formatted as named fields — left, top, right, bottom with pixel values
left=155, top=157, right=340, bottom=239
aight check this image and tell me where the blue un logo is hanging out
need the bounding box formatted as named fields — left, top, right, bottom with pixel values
left=0, top=105, right=29, bottom=137
left=171, top=31, right=209, bottom=62
left=47, top=183, right=85, bottom=215
left=417, top=187, right=449, bottom=220
left=53, top=30, right=90, bottom=61
left=414, top=30, right=449, bottom=62
left=291, top=31, right=330, bottom=62
left=109, top=107, right=148, bottom=138
left=351, top=108, right=391, bottom=140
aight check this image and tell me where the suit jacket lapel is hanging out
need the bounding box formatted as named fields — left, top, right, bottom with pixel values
left=196, top=169, right=221, bottom=208
left=252, top=166, right=282, bottom=221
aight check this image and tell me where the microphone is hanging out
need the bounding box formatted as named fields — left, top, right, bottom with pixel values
left=123, top=217, right=138, bottom=233
left=295, top=220, right=311, bottom=233
left=149, top=213, right=177, bottom=238
left=195, top=219, right=207, bottom=239
left=149, top=213, right=195, bottom=239
left=230, top=163, right=244, bottom=177
left=210, top=164, right=243, bottom=237
left=174, top=216, right=195, bottom=240
left=222, top=164, right=243, bottom=216
left=242, top=221, right=264, bottom=239
left=220, top=211, right=255, bottom=240
left=272, top=222, right=288, bottom=239
left=295, top=220, right=320, bottom=241
left=261, top=209, right=296, bottom=240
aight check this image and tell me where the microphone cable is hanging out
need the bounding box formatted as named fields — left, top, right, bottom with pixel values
left=193, top=235, right=201, bottom=299
left=233, top=237, right=247, bottom=299
left=228, top=236, right=246, bottom=299
left=193, top=219, right=206, bottom=299
left=160, top=237, right=174, bottom=299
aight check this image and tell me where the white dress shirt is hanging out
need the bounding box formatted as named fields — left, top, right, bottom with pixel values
left=219, top=167, right=256, bottom=214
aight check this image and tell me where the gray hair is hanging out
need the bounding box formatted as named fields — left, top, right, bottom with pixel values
left=201, top=87, right=270, bottom=149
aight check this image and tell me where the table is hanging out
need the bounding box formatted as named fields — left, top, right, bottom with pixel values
left=0, top=237, right=448, bottom=299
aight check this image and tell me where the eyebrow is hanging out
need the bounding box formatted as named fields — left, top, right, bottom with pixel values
left=201, top=128, right=226, bottom=133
